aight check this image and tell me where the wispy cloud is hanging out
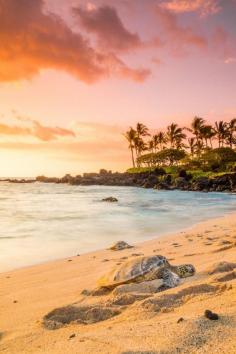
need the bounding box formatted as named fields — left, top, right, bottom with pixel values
left=0, top=114, right=75, bottom=141
left=160, top=0, right=221, bottom=17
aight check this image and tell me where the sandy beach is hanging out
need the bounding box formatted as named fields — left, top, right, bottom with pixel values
left=1, top=213, right=236, bottom=354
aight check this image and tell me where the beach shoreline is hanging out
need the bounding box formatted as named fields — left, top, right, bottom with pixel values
left=1, top=207, right=235, bottom=275
left=1, top=212, right=236, bottom=353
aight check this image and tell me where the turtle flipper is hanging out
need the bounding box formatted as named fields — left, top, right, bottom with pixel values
left=162, top=269, right=181, bottom=288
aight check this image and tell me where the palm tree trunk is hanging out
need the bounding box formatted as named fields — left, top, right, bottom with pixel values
left=131, top=147, right=135, bottom=168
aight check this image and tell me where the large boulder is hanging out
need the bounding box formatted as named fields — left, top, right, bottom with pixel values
left=108, top=241, right=133, bottom=251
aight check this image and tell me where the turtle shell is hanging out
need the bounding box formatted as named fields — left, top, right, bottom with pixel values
left=97, top=255, right=169, bottom=289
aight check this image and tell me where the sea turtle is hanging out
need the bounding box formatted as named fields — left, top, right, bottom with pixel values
left=96, top=255, right=195, bottom=292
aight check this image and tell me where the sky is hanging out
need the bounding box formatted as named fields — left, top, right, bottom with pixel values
left=0, top=0, right=236, bottom=176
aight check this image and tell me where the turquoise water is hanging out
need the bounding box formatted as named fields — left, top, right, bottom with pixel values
left=1, top=182, right=236, bottom=272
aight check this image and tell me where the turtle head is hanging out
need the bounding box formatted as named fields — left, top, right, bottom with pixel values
left=175, top=264, right=195, bottom=278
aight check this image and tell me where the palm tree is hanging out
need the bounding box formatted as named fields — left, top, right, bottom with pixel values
left=200, top=125, right=215, bottom=148
left=156, top=131, right=166, bottom=150
left=166, top=123, right=186, bottom=148
left=195, top=139, right=204, bottom=157
left=152, top=135, right=159, bottom=153
left=123, top=127, right=137, bottom=168
left=188, top=116, right=205, bottom=144
left=214, top=121, right=228, bottom=147
left=187, top=137, right=198, bottom=157
left=136, top=122, right=150, bottom=139
left=226, top=118, right=236, bottom=148
left=134, top=123, right=149, bottom=163
left=134, top=136, right=147, bottom=166
left=148, top=139, right=154, bottom=153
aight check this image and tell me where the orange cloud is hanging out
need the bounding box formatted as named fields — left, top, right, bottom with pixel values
left=160, top=0, right=221, bottom=17
left=0, top=121, right=131, bottom=174
left=0, top=124, right=31, bottom=137
left=0, top=115, right=75, bottom=141
left=0, top=0, right=150, bottom=83
left=155, top=5, right=207, bottom=55
left=74, top=5, right=143, bottom=52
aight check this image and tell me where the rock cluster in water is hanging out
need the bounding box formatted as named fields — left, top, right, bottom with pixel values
left=109, top=241, right=133, bottom=251
left=34, top=169, right=236, bottom=193
left=102, top=197, right=118, bottom=202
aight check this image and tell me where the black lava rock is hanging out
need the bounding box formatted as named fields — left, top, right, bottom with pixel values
left=177, top=317, right=184, bottom=323
left=204, top=310, right=219, bottom=320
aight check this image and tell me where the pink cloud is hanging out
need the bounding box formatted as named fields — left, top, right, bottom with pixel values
left=74, top=5, right=143, bottom=52
left=160, top=0, right=221, bottom=17
left=155, top=5, right=207, bottom=55
left=0, top=0, right=150, bottom=83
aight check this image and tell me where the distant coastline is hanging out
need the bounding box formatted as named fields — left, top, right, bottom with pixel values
left=2, top=168, right=236, bottom=193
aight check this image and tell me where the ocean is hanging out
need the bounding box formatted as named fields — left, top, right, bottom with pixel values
left=1, top=182, right=236, bottom=272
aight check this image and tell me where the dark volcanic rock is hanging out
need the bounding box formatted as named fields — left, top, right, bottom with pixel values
left=192, top=177, right=212, bottom=191
left=204, top=309, right=219, bottom=320
left=34, top=171, right=236, bottom=193
left=102, top=197, right=118, bottom=202
left=174, top=177, right=190, bottom=190
left=142, top=174, right=158, bottom=188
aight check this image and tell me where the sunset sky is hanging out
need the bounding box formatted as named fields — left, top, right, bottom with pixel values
left=0, top=0, right=236, bottom=177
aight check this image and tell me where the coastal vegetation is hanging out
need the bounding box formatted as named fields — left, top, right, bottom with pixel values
left=124, top=117, right=236, bottom=175
left=33, top=117, right=236, bottom=193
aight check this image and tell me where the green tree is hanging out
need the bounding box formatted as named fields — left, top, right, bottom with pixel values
left=136, top=122, right=150, bottom=139
left=214, top=121, right=228, bottom=147
left=167, top=123, right=186, bottom=148
left=226, top=118, right=236, bottom=148
left=187, top=137, right=198, bottom=157
left=188, top=116, right=205, bottom=144
left=156, top=131, right=166, bottom=150
left=123, top=128, right=137, bottom=168
left=148, top=139, right=154, bottom=153
left=200, top=125, right=215, bottom=148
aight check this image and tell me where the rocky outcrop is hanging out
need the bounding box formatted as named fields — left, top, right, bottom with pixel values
left=109, top=241, right=133, bottom=251
left=34, top=170, right=236, bottom=193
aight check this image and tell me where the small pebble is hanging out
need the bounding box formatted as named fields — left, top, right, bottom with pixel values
left=204, top=310, right=219, bottom=320
left=177, top=317, right=184, bottom=323
left=69, top=334, right=76, bottom=339
left=13, top=300, right=18, bottom=303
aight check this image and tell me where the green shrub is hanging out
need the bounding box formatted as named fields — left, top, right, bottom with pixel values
left=200, top=147, right=236, bottom=171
